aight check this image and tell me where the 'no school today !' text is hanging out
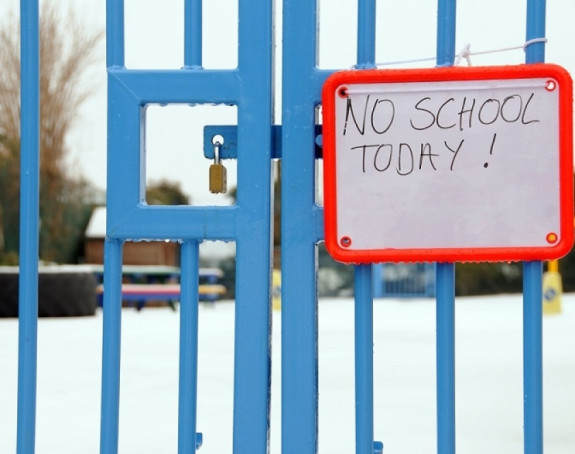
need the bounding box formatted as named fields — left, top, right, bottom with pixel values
left=340, top=90, right=542, bottom=176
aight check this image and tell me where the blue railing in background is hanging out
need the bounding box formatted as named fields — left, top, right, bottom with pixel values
left=373, top=263, right=436, bottom=298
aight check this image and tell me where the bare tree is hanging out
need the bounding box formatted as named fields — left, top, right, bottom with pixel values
left=0, top=1, right=103, bottom=262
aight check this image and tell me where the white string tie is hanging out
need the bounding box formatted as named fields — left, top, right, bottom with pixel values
left=454, top=37, right=548, bottom=66
left=454, top=43, right=472, bottom=66
left=364, top=38, right=548, bottom=68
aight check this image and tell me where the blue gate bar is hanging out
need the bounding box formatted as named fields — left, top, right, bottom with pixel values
left=523, top=2, right=546, bottom=453
left=436, top=263, right=456, bottom=454
left=355, top=1, right=377, bottom=453
left=101, top=4, right=127, bottom=451
left=202, top=124, right=324, bottom=160
left=178, top=241, right=201, bottom=453
left=436, top=0, right=457, bottom=68
left=109, top=70, right=241, bottom=104
left=184, top=0, right=202, bottom=68
left=526, top=0, right=546, bottom=63
left=103, top=205, right=238, bottom=241
left=281, top=0, right=321, bottom=452
left=435, top=1, right=457, bottom=453
left=100, top=239, right=124, bottom=454
left=356, top=0, right=376, bottom=68
left=523, top=261, right=543, bottom=454
left=106, top=0, right=124, bottom=68
left=231, top=2, right=274, bottom=452
left=17, top=1, right=41, bottom=453
left=355, top=265, right=375, bottom=454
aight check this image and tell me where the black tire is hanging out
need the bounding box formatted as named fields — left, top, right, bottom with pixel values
left=0, top=267, right=97, bottom=317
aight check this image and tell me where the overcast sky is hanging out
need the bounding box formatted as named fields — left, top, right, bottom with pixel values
left=3, top=0, right=575, bottom=207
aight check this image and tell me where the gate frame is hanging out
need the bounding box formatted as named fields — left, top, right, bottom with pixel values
left=15, top=0, right=551, bottom=453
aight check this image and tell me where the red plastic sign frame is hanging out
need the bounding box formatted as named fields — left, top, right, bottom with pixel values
left=322, top=64, right=573, bottom=263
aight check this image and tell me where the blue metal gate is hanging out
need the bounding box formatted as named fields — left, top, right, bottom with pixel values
left=281, top=2, right=546, bottom=452
left=103, top=1, right=274, bottom=452
left=15, top=0, right=550, bottom=453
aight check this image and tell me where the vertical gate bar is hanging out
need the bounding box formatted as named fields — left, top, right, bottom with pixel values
left=17, top=1, right=40, bottom=452
left=106, top=0, right=125, bottom=68
left=525, top=0, right=546, bottom=63
left=101, top=4, right=126, bottom=453
left=178, top=241, right=201, bottom=453
left=232, top=1, right=274, bottom=453
left=355, top=1, right=376, bottom=453
left=355, top=265, right=374, bottom=454
left=524, top=3, right=545, bottom=453
left=435, top=2, right=456, bottom=453
left=435, top=263, right=456, bottom=454
left=100, top=239, right=124, bottom=454
left=184, top=0, right=202, bottom=67
left=356, top=0, right=376, bottom=68
left=522, top=261, right=543, bottom=454
left=281, top=0, right=320, bottom=452
left=233, top=238, right=273, bottom=454
left=436, top=0, right=457, bottom=67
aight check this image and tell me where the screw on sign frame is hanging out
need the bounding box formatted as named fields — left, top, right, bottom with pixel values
left=322, top=64, right=573, bottom=264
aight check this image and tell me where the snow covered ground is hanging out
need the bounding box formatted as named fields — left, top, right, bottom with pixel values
left=1, top=294, right=574, bottom=453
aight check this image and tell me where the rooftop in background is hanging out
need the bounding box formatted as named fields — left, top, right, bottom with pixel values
left=85, top=206, right=106, bottom=239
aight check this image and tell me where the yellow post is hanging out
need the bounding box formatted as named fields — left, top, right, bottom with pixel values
left=272, top=269, right=282, bottom=311
left=542, top=259, right=562, bottom=315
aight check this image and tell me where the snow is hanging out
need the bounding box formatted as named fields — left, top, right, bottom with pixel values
left=1, top=294, right=574, bottom=453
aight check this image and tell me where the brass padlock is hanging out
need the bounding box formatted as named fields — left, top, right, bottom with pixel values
left=209, top=141, right=227, bottom=194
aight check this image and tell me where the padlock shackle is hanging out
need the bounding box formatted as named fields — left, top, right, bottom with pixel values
left=213, top=142, right=221, bottom=164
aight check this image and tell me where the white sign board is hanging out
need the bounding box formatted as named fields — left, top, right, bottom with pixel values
left=322, top=64, right=573, bottom=263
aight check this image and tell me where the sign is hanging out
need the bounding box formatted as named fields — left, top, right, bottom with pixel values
left=322, top=64, right=573, bottom=263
